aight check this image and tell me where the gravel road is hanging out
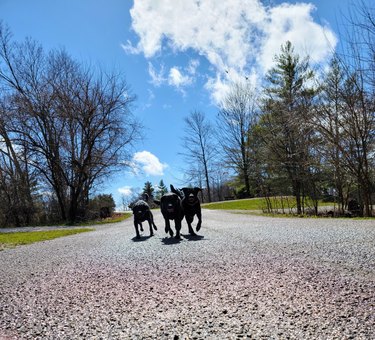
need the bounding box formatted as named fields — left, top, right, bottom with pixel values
left=0, top=210, right=374, bottom=339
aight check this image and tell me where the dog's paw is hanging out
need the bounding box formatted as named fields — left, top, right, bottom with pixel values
left=153, top=224, right=158, bottom=230
left=196, top=223, right=201, bottom=232
left=188, top=227, right=197, bottom=236
left=169, top=230, right=174, bottom=237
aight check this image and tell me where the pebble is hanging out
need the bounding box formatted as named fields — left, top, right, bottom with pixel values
left=0, top=211, right=374, bottom=339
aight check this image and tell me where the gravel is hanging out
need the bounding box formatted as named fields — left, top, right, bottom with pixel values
left=0, top=210, right=374, bottom=339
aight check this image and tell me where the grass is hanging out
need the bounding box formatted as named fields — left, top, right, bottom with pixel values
left=203, top=198, right=263, bottom=210
left=0, top=228, right=94, bottom=251
left=202, top=197, right=374, bottom=219
left=75, top=212, right=132, bottom=226
left=202, top=197, right=334, bottom=211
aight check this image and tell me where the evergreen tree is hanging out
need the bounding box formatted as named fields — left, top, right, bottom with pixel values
left=261, top=41, right=317, bottom=214
left=155, top=179, right=168, bottom=200
left=142, top=181, right=154, bottom=199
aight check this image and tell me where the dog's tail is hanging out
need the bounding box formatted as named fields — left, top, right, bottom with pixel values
left=170, top=184, right=184, bottom=199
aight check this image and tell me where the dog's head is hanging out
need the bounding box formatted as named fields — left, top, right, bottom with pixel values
left=160, top=192, right=181, bottom=215
left=132, top=200, right=149, bottom=218
left=181, top=187, right=202, bottom=205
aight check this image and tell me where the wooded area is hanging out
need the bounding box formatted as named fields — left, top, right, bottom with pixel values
left=0, top=23, right=140, bottom=226
left=180, top=3, right=374, bottom=217
left=0, top=2, right=374, bottom=227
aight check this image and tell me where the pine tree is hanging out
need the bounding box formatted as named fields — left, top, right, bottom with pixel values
left=261, top=41, right=316, bottom=214
left=155, top=179, right=168, bottom=200
left=142, top=181, right=154, bottom=199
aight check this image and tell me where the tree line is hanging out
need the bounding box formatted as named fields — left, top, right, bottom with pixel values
left=0, top=22, right=140, bottom=226
left=0, top=2, right=374, bottom=226
left=181, top=4, right=374, bottom=217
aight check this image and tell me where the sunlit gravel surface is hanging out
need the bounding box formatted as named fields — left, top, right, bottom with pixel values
left=0, top=210, right=374, bottom=339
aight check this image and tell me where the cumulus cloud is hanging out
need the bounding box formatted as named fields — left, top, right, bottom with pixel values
left=127, top=0, right=337, bottom=103
left=132, top=151, right=168, bottom=176
left=259, top=3, right=337, bottom=70
left=168, top=66, right=192, bottom=87
left=148, top=61, right=197, bottom=89
left=118, top=186, right=133, bottom=196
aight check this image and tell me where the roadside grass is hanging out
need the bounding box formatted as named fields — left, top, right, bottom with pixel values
left=0, top=228, right=94, bottom=251
left=202, top=197, right=374, bottom=219
left=75, top=212, right=132, bottom=226
left=202, top=197, right=334, bottom=211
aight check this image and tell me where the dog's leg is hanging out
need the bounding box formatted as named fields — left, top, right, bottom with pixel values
left=134, top=219, right=141, bottom=239
left=150, top=212, right=157, bottom=231
left=165, top=219, right=174, bottom=237
left=147, top=218, right=154, bottom=237
left=174, top=219, right=182, bottom=239
left=139, top=222, right=144, bottom=232
left=186, top=215, right=197, bottom=235
left=196, top=208, right=202, bottom=232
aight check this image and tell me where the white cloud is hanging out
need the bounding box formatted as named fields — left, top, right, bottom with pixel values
left=132, top=151, right=168, bottom=176
left=128, top=0, right=337, bottom=103
left=148, top=62, right=167, bottom=86
left=259, top=3, right=337, bottom=71
left=148, top=62, right=197, bottom=90
left=187, top=59, right=199, bottom=75
left=168, top=66, right=192, bottom=87
left=118, top=186, right=133, bottom=196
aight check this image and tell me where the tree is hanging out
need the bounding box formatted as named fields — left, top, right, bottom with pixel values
left=0, top=105, right=36, bottom=226
left=261, top=41, right=317, bottom=214
left=217, top=82, right=259, bottom=198
left=88, top=194, right=116, bottom=219
left=314, top=57, right=353, bottom=214
left=142, top=181, right=154, bottom=199
left=0, top=23, right=140, bottom=223
left=339, top=1, right=375, bottom=216
left=181, top=110, right=216, bottom=202
left=155, top=179, right=168, bottom=200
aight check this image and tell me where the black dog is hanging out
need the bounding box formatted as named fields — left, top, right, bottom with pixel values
left=154, top=190, right=184, bottom=239
left=171, top=185, right=202, bottom=235
left=130, top=194, right=157, bottom=239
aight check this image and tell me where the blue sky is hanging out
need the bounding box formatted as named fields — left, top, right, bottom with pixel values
left=0, top=0, right=370, bottom=208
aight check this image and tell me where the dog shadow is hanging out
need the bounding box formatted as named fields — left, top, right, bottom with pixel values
left=182, top=234, right=205, bottom=241
left=131, top=235, right=153, bottom=242
left=161, top=236, right=182, bottom=245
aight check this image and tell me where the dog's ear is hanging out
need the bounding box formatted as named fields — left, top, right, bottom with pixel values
left=194, top=187, right=202, bottom=195
left=181, top=187, right=189, bottom=195
left=153, top=199, right=160, bottom=206
left=171, top=184, right=181, bottom=198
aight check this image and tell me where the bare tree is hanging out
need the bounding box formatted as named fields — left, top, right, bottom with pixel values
left=315, top=55, right=375, bottom=216
left=314, top=57, right=350, bottom=214
left=217, top=81, right=259, bottom=198
left=329, top=2, right=375, bottom=216
left=0, top=23, right=140, bottom=223
left=181, top=110, right=216, bottom=202
left=49, top=52, right=139, bottom=221
left=0, top=103, right=35, bottom=226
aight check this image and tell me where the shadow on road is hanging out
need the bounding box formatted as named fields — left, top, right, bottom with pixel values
left=161, top=237, right=182, bottom=245
left=131, top=235, right=153, bottom=242
left=182, top=234, right=205, bottom=241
